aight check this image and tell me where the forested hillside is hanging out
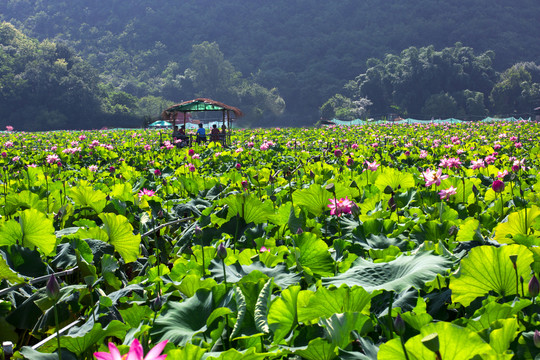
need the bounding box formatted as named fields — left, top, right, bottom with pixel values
left=1, top=0, right=540, bottom=127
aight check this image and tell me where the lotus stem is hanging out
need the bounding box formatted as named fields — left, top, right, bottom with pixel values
left=400, top=336, right=411, bottom=360
left=53, top=303, right=62, bottom=360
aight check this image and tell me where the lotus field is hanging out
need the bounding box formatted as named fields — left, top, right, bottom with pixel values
left=2, top=121, right=540, bottom=360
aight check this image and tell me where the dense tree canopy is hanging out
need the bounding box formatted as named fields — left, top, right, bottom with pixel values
left=1, top=0, right=539, bottom=126
left=322, top=44, right=540, bottom=121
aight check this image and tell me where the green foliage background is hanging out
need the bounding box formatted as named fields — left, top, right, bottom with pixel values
left=1, top=0, right=540, bottom=128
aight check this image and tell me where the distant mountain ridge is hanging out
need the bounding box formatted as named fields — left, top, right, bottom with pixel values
left=2, top=0, right=539, bottom=124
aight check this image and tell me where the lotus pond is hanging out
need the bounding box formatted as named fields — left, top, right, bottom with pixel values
left=1, top=121, right=540, bottom=359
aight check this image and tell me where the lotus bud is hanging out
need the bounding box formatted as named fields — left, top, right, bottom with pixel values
left=388, top=196, right=396, bottom=212
left=421, top=333, right=440, bottom=353
left=534, top=330, right=540, bottom=348
left=394, top=314, right=406, bottom=335
left=529, top=275, right=540, bottom=298
left=296, top=227, right=304, bottom=234
left=309, top=170, right=315, bottom=178
left=492, top=179, right=505, bottom=193
left=194, top=225, right=202, bottom=236
left=46, top=275, right=60, bottom=301
left=217, top=243, right=227, bottom=260
left=351, top=202, right=361, bottom=217
left=152, top=294, right=163, bottom=312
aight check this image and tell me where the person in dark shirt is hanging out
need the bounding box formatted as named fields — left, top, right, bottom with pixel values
left=210, top=124, right=220, bottom=142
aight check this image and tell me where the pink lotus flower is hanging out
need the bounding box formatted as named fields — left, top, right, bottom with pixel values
left=188, top=149, right=195, bottom=156
left=5, top=125, right=13, bottom=131
left=365, top=160, right=379, bottom=171
left=438, top=186, right=457, bottom=200
left=512, top=158, right=525, bottom=171
left=419, top=150, right=428, bottom=159
left=422, top=168, right=448, bottom=187
left=94, top=339, right=167, bottom=360
left=138, top=188, right=156, bottom=198
left=470, top=159, right=485, bottom=170
left=46, top=154, right=60, bottom=164
left=235, top=163, right=242, bottom=170
left=484, top=155, right=496, bottom=164
left=328, top=196, right=355, bottom=216
left=188, top=164, right=196, bottom=172
left=89, top=165, right=98, bottom=172
left=334, top=149, right=342, bottom=157
left=346, top=158, right=354, bottom=167
left=497, top=170, right=508, bottom=179
left=439, top=157, right=461, bottom=169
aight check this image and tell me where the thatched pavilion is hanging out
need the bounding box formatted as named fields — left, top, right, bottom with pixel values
left=161, top=98, right=243, bottom=146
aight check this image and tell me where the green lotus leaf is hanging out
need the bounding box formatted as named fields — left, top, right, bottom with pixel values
left=118, top=305, right=153, bottom=329
left=297, top=286, right=378, bottom=325
left=462, top=297, right=531, bottom=333
left=293, top=232, right=335, bottom=277
left=5, top=190, right=46, bottom=215
left=69, top=186, right=107, bottom=213
left=450, top=244, right=534, bottom=306
left=37, top=319, right=129, bottom=355
left=219, top=193, right=275, bottom=224
left=292, top=183, right=333, bottom=217
left=0, top=219, right=21, bottom=247
left=110, top=182, right=134, bottom=202
left=19, top=347, right=77, bottom=360
left=205, top=347, right=272, bottom=360
left=294, top=338, right=338, bottom=360
left=206, top=307, right=234, bottom=328
left=378, top=322, right=498, bottom=359
left=493, top=206, right=540, bottom=244
left=0, top=256, right=24, bottom=284
left=319, top=312, right=372, bottom=349
left=456, top=218, right=482, bottom=242
left=410, top=220, right=454, bottom=243
left=374, top=167, right=415, bottom=192
left=0, top=209, right=56, bottom=256
left=209, top=260, right=301, bottom=289
left=166, top=343, right=207, bottom=360
left=268, top=285, right=301, bottom=344
left=230, top=286, right=247, bottom=340
left=178, top=274, right=218, bottom=298
left=322, top=252, right=452, bottom=292
left=99, top=212, right=141, bottom=263
left=152, top=288, right=215, bottom=346
left=488, top=318, right=520, bottom=354
left=254, top=279, right=272, bottom=334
